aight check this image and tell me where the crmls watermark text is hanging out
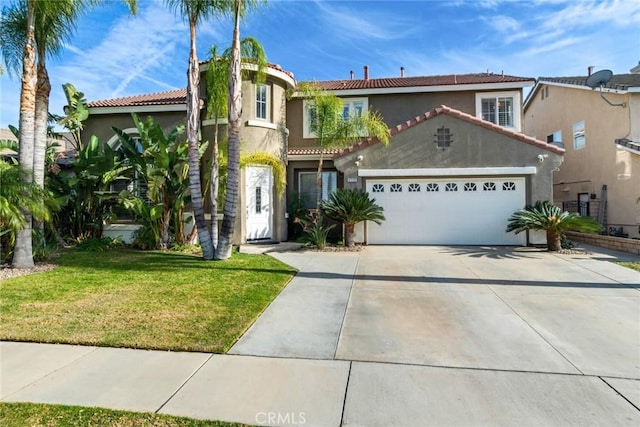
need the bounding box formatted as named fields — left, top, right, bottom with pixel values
left=255, top=411, right=306, bottom=425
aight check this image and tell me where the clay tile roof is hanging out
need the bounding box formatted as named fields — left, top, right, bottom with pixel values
left=311, top=73, right=533, bottom=91
left=539, top=73, right=640, bottom=91
left=87, top=89, right=187, bottom=108
left=288, top=148, right=341, bottom=156
left=334, top=105, right=564, bottom=159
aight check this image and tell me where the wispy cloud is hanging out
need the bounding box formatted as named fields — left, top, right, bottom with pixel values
left=55, top=5, right=187, bottom=100
left=313, top=0, right=417, bottom=41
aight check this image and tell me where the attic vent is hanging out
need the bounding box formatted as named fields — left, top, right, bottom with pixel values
left=434, top=126, right=452, bottom=150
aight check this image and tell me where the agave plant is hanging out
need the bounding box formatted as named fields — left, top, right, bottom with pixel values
left=320, top=188, right=385, bottom=247
left=506, top=200, right=602, bottom=251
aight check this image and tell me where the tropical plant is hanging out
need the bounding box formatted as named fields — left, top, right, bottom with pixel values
left=506, top=200, right=603, bottom=251
left=112, top=114, right=203, bottom=249
left=48, top=135, right=131, bottom=242
left=58, top=82, right=89, bottom=150
left=297, top=82, right=391, bottom=212
left=0, top=162, right=56, bottom=262
left=320, top=188, right=385, bottom=247
left=299, top=217, right=335, bottom=250
left=216, top=0, right=265, bottom=260
left=205, top=36, right=266, bottom=250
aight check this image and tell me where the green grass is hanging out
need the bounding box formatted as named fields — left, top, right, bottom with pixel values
left=615, top=261, right=640, bottom=272
left=0, top=248, right=296, bottom=352
left=0, top=402, right=253, bottom=427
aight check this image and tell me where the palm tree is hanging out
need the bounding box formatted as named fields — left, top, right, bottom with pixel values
left=506, top=200, right=602, bottom=251
left=166, top=0, right=235, bottom=260
left=297, top=82, right=391, bottom=211
left=320, top=188, right=385, bottom=247
left=205, top=37, right=266, bottom=249
left=215, top=0, right=263, bottom=260
left=0, top=162, right=54, bottom=262
left=1, top=0, right=136, bottom=268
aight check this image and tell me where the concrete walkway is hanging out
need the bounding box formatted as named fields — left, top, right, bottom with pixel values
left=1, top=244, right=639, bottom=426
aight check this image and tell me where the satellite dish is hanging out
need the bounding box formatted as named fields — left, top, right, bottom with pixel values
left=585, top=69, right=613, bottom=89
left=584, top=69, right=626, bottom=108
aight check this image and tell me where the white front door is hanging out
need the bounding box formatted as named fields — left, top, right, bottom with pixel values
left=246, top=165, right=273, bottom=240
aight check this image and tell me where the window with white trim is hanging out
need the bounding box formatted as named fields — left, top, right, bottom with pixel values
left=298, top=171, right=337, bottom=209
left=303, top=97, right=369, bottom=138
left=573, top=120, right=585, bottom=149
left=475, top=91, right=521, bottom=131
left=547, top=130, right=563, bottom=148
left=255, top=84, right=268, bottom=120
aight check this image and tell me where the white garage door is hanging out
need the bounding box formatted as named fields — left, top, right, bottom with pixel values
left=365, top=177, right=526, bottom=245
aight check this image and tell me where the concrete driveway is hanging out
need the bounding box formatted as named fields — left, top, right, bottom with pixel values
left=229, top=245, right=640, bottom=426
left=5, top=245, right=637, bottom=426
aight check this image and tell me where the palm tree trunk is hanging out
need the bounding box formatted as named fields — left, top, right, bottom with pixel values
left=33, top=57, right=50, bottom=189
left=344, top=222, right=355, bottom=247
left=185, top=20, right=214, bottom=260
left=316, top=150, right=324, bottom=213
left=546, top=229, right=562, bottom=252
left=13, top=0, right=37, bottom=269
left=32, top=56, right=51, bottom=247
left=209, top=120, right=219, bottom=249
left=215, top=1, right=242, bottom=261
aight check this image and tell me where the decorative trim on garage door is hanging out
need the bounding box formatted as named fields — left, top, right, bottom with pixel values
left=358, top=167, right=537, bottom=177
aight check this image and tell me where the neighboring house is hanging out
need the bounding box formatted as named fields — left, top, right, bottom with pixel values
left=84, top=64, right=563, bottom=246
left=523, top=65, right=640, bottom=239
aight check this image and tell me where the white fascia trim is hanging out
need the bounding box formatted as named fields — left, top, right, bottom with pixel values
left=89, top=105, right=186, bottom=115
left=358, top=167, right=537, bottom=177
left=541, top=80, right=629, bottom=95
left=292, top=81, right=532, bottom=98
left=201, top=62, right=296, bottom=88
left=202, top=117, right=229, bottom=126
left=288, top=154, right=322, bottom=161
left=246, top=119, right=278, bottom=130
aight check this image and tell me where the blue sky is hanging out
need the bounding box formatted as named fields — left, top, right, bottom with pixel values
left=1, top=0, right=639, bottom=129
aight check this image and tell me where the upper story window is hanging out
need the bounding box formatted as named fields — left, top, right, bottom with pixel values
left=573, top=120, right=585, bottom=150
left=303, top=97, right=369, bottom=139
left=256, top=84, right=268, bottom=120
left=475, top=91, right=521, bottom=131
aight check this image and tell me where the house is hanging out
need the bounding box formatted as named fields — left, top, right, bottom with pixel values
left=83, top=63, right=563, bottom=246
left=523, top=64, right=640, bottom=239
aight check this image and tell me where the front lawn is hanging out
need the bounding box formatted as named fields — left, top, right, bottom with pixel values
left=615, top=261, right=640, bottom=272
left=0, top=249, right=296, bottom=352
left=0, top=402, right=252, bottom=427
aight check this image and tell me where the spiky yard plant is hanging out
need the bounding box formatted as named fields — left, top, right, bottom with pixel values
left=506, top=200, right=602, bottom=251
left=320, top=188, right=385, bottom=247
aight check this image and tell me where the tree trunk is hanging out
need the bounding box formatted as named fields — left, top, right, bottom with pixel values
left=546, top=229, right=562, bottom=252
left=13, top=1, right=37, bottom=269
left=32, top=57, right=51, bottom=247
left=316, top=150, right=324, bottom=213
left=33, top=57, right=50, bottom=189
left=215, top=2, right=242, bottom=261
left=185, top=21, right=214, bottom=260
left=344, top=222, right=355, bottom=247
left=209, top=120, right=219, bottom=249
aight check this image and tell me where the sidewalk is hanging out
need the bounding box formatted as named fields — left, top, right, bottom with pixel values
left=1, top=244, right=638, bottom=426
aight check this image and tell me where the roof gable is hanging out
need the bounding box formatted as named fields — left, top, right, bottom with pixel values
left=334, top=105, right=564, bottom=159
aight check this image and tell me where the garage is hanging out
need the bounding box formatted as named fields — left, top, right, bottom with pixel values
left=365, top=176, right=526, bottom=245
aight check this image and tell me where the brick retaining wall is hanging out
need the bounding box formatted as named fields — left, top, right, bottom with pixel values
left=565, top=231, right=640, bottom=256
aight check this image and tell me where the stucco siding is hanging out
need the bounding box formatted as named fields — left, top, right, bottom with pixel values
left=524, top=84, right=639, bottom=238
left=334, top=114, right=560, bottom=206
